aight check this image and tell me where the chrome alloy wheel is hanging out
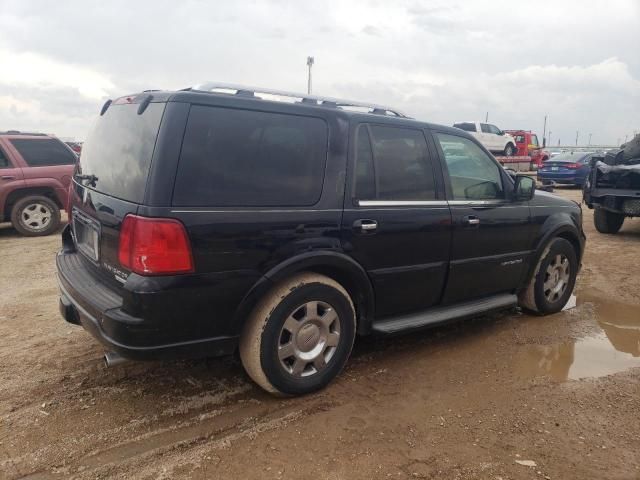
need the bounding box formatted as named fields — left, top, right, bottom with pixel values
left=277, top=301, right=341, bottom=377
left=543, top=254, right=571, bottom=303
left=21, top=202, right=53, bottom=232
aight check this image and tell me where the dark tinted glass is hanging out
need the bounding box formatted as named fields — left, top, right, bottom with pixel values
left=0, top=148, right=9, bottom=168
left=173, top=106, right=328, bottom=207
left=10, top=138, right=76, bottom=167
left=79, top=103, right=165, bottom=203
left=354, top=126, right=375, bottom=199
left=357, top=125, right=435, bottom=200
left=436, top=133, right=503, bottom=200
left=480, top=124, right=491, bottom=133
left=453, top=122, right=476, bottom=132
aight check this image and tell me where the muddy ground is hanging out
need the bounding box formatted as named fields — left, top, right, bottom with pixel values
left=1, top=187, right=639, bottom=480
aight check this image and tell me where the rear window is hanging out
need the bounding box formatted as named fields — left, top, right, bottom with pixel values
left=78, top=103, right=165, bottom=203
left=10, top=138, right=76, bottom=166
left=173, top=106, right=328, bottom=207
left=453, top=122, right=476, bottom=132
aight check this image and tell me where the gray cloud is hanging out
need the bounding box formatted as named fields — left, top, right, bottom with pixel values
left=1, top=0, right=638, bottom=143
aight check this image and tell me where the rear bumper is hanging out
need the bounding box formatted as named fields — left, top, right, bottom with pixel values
left=537, top=173, right=582, bottom=184
left=56, top=250, right=239, bottom=361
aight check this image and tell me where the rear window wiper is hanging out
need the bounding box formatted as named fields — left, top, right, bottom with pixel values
left=75, top=173, right=99, bottom=186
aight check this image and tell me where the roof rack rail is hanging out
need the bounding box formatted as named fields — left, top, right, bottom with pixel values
left=188, top=82, right=408, bottom=118
left=0, top=130, right=48, bottom=136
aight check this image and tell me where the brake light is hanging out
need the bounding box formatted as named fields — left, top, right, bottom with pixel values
left=118, top=215, right=194, bottom=275
left=566, top=163, right=580, bottom=169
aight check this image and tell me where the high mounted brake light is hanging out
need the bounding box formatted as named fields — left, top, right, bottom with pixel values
left=119, top=215, right=194, bottom=275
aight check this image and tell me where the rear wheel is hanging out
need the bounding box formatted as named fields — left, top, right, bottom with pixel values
left=594, top=207, right=624, bottom=234
left=504, top=143, right=515, bottom=156
left=11, top=195, right=61, bottom=237
left=519, top=238, right=578, bottom=315
left=239, top=272, right=356, bottom=395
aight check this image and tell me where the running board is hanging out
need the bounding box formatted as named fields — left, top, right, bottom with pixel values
left=371, top=293, right=517, bottom=335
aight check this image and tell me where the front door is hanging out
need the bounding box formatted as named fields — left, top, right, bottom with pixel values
left=432, top=131, right=532, bottom=304
left=341, top=122, right=452, bottom=318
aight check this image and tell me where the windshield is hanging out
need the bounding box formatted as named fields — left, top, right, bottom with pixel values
left=78, top=102, right=165, bottom=203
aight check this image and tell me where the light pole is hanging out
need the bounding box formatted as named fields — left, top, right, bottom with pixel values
left=588, top=133, right=592, bottom=146
left=542, top=115, right=547, bottom=146
left=575, top=130, right=579, bottom=146
left=306, top=56, right=314, bottom=95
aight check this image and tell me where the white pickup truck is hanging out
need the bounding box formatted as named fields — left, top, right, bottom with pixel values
left=453, top=121, right=517, bottom=156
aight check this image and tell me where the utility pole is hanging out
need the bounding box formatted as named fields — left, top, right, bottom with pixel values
left=485, top=112, right=488, bottom=122
left=575, top=130, right=579, bottom=146
left=306, top=56, right=314, bottom=95
left=588, top=133, right=592, bottom=146
left=542, top=115, right=547, bottom=146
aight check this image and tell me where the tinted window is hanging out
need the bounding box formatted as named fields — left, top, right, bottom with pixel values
left=173, top=106, right=328, bottom=207
left=436, top=133, right=504, bottom=200
left=10, top=138, right=76, bottom=167
left=0, top=147, right=9, bottom=168
left=79, top=103, right=165, bottom=203
left=480, top=123, right=491, bottom=133
left=453, top=122, right=476, bottom=132
left=355, top=125, right=435, bottom=201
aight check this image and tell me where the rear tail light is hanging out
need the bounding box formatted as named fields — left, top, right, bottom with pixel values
left=566, top=163, right=580, bottom=169
left=118, top=215, right=194, bottom=275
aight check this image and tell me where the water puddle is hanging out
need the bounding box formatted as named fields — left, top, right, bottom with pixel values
left=516, top=295, right=640, bottom=381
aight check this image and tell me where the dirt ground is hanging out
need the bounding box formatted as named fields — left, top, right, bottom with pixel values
left=1, top=187, right=639, bottom=480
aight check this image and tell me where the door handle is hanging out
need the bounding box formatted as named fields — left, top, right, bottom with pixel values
left=463, top=215, right=480, bottom=226
left=1, top=175, right=15, bottom=180
left=353, top=219, right=378, bottom=232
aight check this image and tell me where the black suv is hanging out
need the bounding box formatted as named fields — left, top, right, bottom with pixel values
left=57, top=84, right=585, bottom=395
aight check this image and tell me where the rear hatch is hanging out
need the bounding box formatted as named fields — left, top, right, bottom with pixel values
left=70, top=97, right=166, bottom=284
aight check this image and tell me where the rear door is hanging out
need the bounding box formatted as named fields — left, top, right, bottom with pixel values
left=0, top=140, right=25, bottom=220
left=341, top=122, right=452, bottom=318
left=7, top=136, right=77, bottom=205
left=432, top=131, right=532, bottom=304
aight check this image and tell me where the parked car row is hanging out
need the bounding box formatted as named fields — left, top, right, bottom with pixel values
left=55, top=84, right=585, bottom=395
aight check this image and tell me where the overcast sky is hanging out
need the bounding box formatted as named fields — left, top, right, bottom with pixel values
left=1, top=0, right=639, bottom=145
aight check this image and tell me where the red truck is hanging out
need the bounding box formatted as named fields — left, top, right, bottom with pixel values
left=0, top=131, right=77, bottom=236
left=504, top=130, right=550, bottom=169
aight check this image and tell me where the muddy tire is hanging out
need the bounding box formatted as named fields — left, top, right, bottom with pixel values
left=503, top=143, right=515, bottom=156
left=593, top=207, right=624, bottom=234
left=518, top=238, right=578, bottom=315
left=10, top=195, right=61, bottom=237
left=239, top=272, right=356, bottom=396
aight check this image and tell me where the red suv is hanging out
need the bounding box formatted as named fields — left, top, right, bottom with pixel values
left=0, top=131, right=77, bottom=236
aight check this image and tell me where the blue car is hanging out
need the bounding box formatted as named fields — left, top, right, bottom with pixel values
left=537, top=152, right=594, bottom=187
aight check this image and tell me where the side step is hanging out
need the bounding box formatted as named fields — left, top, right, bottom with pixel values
left=371, top=293, right=517, bottom=335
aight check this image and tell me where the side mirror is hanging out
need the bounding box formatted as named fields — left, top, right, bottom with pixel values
left=513, top=175, right=535, bottom=201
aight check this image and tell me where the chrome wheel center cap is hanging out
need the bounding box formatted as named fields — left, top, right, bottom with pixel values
left=297, top=323, right=321, bottom=352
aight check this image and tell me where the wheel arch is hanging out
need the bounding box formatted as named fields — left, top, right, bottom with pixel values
left=524, top=218, right=583, bottom=287
left=233, top=251, right=375, bottom=337
left=4, top=186, right=62, bottom=220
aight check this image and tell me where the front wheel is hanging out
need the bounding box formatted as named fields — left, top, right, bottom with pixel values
left=518, top=238, right=578, bottom=315
left=239, top=273, right=356, bottom=395
left=594, top=207, right=624, bottom=234
left=504, top=143, right=515, bottom=156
